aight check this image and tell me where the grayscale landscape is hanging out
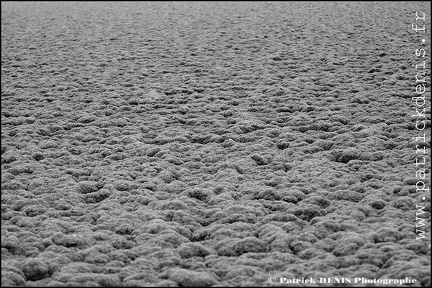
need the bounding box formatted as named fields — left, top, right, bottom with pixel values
left=1, top=1, right=431, bottom=287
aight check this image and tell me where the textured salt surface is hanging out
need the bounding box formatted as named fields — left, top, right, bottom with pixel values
left=1, top=1, right=431, bottom=287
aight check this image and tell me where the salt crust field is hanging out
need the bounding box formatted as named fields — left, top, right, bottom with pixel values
left=1, top=1, right=431, bottom=287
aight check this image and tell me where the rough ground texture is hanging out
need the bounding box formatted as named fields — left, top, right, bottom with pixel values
left=1, top=1, right=431, bottom=287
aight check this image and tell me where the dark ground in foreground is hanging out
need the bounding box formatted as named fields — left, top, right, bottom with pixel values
left=1, top=1, right=431, bottom=287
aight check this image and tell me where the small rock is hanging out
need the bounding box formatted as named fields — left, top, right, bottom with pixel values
left=169, top=269, right=216, bottom=287
left=251, top=154, right=269, bottom=165
left=77, top=181, right=99, bottom=194
left=147, top=147, right=161, bottom=157
left=21, top=258, right=50, bottom=281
